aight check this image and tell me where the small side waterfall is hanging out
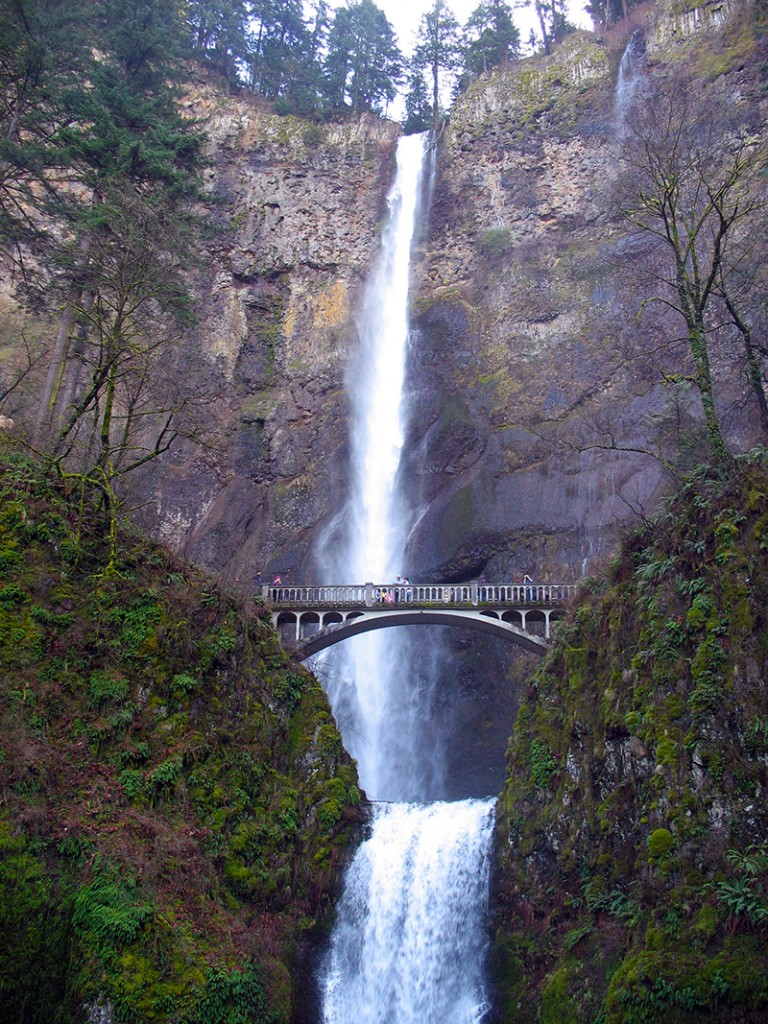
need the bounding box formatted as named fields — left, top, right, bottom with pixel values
left=316, top=133, right=495, bottom=1023
left=615, top=29, right=646, bottom=133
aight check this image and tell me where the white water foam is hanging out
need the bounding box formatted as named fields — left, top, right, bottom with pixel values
left=321, top=799, right=495, bottom=1024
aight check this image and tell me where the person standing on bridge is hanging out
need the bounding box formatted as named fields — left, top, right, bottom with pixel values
left=523, top=574, right=533, bottom=600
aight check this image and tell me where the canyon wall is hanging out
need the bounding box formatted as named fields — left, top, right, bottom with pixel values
left=403, top=0, right=764, bottom=585
left=127, top=0, right=766, bottom=599
left=2, top=0, right=764, bottom=797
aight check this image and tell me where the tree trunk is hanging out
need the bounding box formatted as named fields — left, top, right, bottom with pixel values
left=721, top=287, right=768, bottom=437
left=34, top=229, right=93, bottom=446
left=534, top=0, right=551, bottom=53
left=675, top=269, right=731, bottom=469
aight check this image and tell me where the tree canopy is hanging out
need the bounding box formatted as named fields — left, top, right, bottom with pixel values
left=323, top=0, right=402, bottom=115
left=412, top=0, right=463, bottom=132
left=463, top=0, right=520, bottom=76
left=0, top=0, right=208, bottom=544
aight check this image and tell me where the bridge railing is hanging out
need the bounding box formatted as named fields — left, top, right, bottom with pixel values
left=264, top=582, right=577, bottom=608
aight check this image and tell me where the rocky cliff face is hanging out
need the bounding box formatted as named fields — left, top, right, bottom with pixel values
left=134, top=100, right=401, bottom=585
left=131, top=0, right=766, bottom=601
left=403, top=0, right=766, bottom=585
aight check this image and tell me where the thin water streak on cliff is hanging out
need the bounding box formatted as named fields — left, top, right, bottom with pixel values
left=615, top=29, right=647, bottom=134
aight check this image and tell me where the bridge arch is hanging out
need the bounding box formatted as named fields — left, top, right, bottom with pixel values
left=288, top=608, right=549, bottom=659
left=267, top=581, right=575, bottom=660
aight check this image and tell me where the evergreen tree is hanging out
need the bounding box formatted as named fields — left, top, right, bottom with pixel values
left=249, top=0, right=311, bottom=104
left=0, top=0, right=91, bottom=251
left=413, top=0, right=462, bottom=132
left=323, top=0, right=402, bottom=115
left=35, top=0, right=205, bottom=442
left=527, top=0, right=573, bottom=53
left=403, top=69, right=432, bottom=134
left=290, top=0, right=331, bottom=114
left=185, top=0, right=252, bottom=84
left=48, top=184, right=203, bottom=569
left=463, top=0, right=520, bottom=76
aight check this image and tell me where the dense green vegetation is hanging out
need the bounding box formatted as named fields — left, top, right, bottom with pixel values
left=0, top=440, right=362, bottom=1023
left=492, top=456, right=768, bottom=1023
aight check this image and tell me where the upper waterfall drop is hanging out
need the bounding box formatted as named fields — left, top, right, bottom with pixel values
left=346, top=131, right=428, bottom=584
left=317, top=132, right=441, bottom=802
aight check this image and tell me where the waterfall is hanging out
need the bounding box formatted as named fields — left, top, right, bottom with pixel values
left=614, top=29, right=646, bottom=134
left=318, top=132, right=445, bottom=802
left=316, top=133, right=495, bottom=1023
left=322, top=800, right=495, bottom=1024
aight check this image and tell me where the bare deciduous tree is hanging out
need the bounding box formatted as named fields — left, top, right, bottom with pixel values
left=621, top=81, right=766, bottom=471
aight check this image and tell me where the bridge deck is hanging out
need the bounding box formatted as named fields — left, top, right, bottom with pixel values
left=263, top=581, right=576, bottom=610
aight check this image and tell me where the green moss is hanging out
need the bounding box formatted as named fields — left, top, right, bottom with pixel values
left=0, top=443, right=361, bottom=1022
left=494, top=465, right=768, bottom=1023
left=240, top=388, right=281, bottom=424
left=655, top=737, right=677, bottom=766
left=647, top=829, right=674, bottom=860
left=540, top=960, right=583, bottom=1024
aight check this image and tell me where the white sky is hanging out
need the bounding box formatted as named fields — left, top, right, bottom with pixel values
left=325, top=0, right=594, bottom=58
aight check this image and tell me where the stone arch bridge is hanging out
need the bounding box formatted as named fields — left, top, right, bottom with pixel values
left=264, top=582, right=576, bottom=660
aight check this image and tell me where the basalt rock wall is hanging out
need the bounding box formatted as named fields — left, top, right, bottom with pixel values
left=135, top=0, right=766, bottom=597
left=134, top=99, right=402, bottom=585
left=402, top=0, right=766, bottom=586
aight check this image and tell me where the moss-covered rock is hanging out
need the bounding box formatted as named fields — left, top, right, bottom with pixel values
left=0, top=441, right=362, bottom=1023
left=492, top=458, right=768, bottom=1022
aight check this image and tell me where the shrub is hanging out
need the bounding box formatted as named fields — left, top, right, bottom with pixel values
left=647, top=828, right=674, bottom=860
left=480, top=226, right=512, bottom=258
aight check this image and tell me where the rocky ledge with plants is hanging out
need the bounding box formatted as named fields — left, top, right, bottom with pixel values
left=0, top=440, right=362, bottom=1024
left=492, top=454, right=768, bottom=1023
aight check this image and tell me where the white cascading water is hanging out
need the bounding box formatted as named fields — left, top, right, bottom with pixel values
left=614, top=29, right=646, bottom=133
left=322, top=800, right=495, bottom=1024
left=317, top=134, right=495, bottom=1023
left=318, top=132, right=444, bottom=801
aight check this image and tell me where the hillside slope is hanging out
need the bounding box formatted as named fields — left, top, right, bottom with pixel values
left=0, top=441, right=361, bottom=1023
left=492, top=455, right=768, bottom=1022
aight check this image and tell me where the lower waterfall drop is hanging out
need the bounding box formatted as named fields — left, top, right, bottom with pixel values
left=317, top=132, right=496, bottom=1023
left=321, top=800, right=495, bottom=1024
